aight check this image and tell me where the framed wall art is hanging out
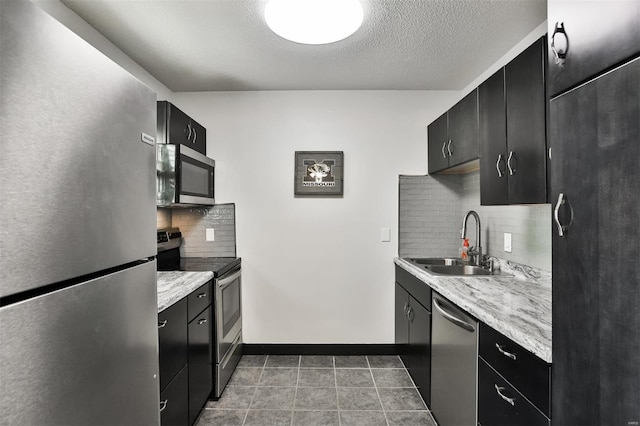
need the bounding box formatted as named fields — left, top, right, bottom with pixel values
left=294, top=151, right=344, bottom=197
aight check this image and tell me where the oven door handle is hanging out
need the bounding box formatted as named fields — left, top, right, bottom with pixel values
left=218, top=269, right=241, bottom=290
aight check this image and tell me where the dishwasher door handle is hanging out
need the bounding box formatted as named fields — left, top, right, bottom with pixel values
left=433, top=298, right=475, bottom=332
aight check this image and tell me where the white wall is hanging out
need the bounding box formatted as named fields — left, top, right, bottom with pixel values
left=173, top=90, right=459, bottom=344
left=33, top=0, right=173, bottom=101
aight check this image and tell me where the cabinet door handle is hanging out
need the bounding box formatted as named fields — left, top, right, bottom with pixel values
left=507, top=151, right=515, bottom=175
left=494, top=385, right=515, bottom=406
left=447, top=140, right=453, bottom=157
left=553, top=192, right=574, bottom=237
left=159, top=399, right=168, bottom=412
left=441, top=141, right=448, bottom=158
left=197, top=292, right=207, bottom=298
left=158, top=320, right=168, bottom=328
left=495, top=343, right=517, bottom=360
left=551, top=22, right=569, bottom=66
left=185, top=122, right=192, bottom=141
left=495, top=154, right=504, bottom=178
left=198, top=318, right=208, bottom=325
left=192, top=127, right=197, bottom=144
left=403, top=302, right=409, bottom=316
left=406, top=306, right=414, bottom=321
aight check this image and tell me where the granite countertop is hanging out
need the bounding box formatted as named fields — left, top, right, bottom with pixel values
left=157, top=271, right=214, bottom=313
left=395, top=257, right=552, bottom=363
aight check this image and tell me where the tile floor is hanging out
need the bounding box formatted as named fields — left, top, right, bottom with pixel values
left=196, top=355, right=437, bottom=426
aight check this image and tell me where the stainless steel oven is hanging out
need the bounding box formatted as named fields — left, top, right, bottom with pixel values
left=214, top=268, right=242, bottom=397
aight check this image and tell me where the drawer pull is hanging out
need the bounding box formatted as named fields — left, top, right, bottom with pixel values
left=197, top=293, right=207, bottom=298
left=198, top=318, right=208, bottom=325
left=494, top=384, right=515, bottom=406
left=158, top=320, right=168, bottom=328
left=495, top=343, right=516, bottom=360
left=159, top=399, right=168, bottom=412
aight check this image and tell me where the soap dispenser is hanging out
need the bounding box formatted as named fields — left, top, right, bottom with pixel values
left=460, top=238, right=470, bottom=262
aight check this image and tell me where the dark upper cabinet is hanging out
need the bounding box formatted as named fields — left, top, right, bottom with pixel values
left=427, top=112, right=449, bottom=173
left=547, top=0, right=640, bottom=97
left=480, top=37, right=547, bottom=205
left=550, top=57, right=640, bottom=426
left=428, top=89, right=479, bottom=174
left=157, top=101, right=207, bottom=155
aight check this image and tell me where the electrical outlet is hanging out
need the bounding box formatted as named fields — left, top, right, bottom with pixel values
left=381, top=227, right=391, bottom=242
left=504, top=232, right=512, bottom=253
left=206, top=228, right=215, bottom=242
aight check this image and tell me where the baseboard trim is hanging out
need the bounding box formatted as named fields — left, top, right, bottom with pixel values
left=242, top=344, right=399, bottom=356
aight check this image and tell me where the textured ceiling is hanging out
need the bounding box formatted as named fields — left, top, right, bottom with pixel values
left=60, top=0, right=546, bottom=92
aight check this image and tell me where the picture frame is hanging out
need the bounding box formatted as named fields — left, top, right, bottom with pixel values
left=294, top=151, right=344, bottom=197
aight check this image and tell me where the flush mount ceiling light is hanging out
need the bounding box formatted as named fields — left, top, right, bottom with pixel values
left=264, top=0, right=364, bottom=45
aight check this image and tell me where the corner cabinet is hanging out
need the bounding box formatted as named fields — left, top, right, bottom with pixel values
left=157, top=101, right=207, bottom=155
left=547, top=0, right=640, bottom=97
left=428, top=89, right=479, bottom=174
left=395, top=265, right=432, bottom=405
left=479, top=36, right=548, bottom=205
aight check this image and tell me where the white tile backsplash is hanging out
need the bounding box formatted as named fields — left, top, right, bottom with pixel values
left=398, top=171, right=551, bottom=271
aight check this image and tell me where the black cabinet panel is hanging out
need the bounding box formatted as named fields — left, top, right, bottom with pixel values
left=448, top=89, right=479, bottom=168
left=407, top=295, right=431, bottom=406
left=479, top=69, right=507, bottom=205
left=479, top=324, right=550, bottom=417
left=427, top=112, right=449, bottom=173
left=547, top=0, right=640, bottom=97
left=188, top=306, right=213, bottom=425
left=159, top=299, right=188, bottom=391
left=395, top=283, right=410, bottom=367
left=505, top=38, right=547, bottom=204
left=160, top=365, right=189, bottom=426
left=478, top=359, right=549, bottom=426
left=550, top=57, right=640, bottom=425
left=158, top=101, right=207, bottom=155
left=395, top=266, right=432, bottom=407
left=479, top=37, right=547, bottom=206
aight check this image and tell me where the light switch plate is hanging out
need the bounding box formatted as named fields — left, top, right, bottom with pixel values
left=206, top=228, right=215, bottom=242
left=504, top=232, right=512, bottom=253
left=381, top=227, right=391, bottom=242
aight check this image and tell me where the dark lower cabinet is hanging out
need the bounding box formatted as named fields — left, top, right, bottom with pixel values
left=547, top=0, right=640, bottom=97
left=160, top=365, right=189, bottom=426
left=159, top=281, right=214, bottom=426
left=550, top=57, right=640, bottom=426
left=478, top=359, right=549, bottom=426
left=188, top=306, right=213, bottom=426
left=395, top=266, right=431, bottom=406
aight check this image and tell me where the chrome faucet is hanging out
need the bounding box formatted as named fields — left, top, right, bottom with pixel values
left=461, top=210, right=482, bottom=266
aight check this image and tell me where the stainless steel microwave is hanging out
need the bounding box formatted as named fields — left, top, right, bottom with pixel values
left=156, top=144, right=215, bottom=207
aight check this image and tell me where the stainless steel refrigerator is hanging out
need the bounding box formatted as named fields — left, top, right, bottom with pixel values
left=0, top=1, right=160, bottom=424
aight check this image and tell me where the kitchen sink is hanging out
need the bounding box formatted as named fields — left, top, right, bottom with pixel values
left=424, top=264, right=492, bottom=276
left=406, top=257, right=463, bottom=266
left=404, top=257, right=494, bottom=276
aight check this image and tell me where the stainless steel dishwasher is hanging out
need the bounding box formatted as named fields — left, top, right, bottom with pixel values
left=430, top=292, right=479, bottom=426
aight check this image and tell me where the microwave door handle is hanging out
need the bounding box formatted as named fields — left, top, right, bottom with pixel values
left=218, top=269, right=241, bottom=289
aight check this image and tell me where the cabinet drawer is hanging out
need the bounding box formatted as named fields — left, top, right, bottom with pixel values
left=159, top=298, right=188, bottom=391
left=479, top=323, right=550, bottom=416
left=160, top=364, right=189, bottom=426
left=478, top=359, right=549, bottom=426
left=187, top=281, right=212, bottom=322
left=395, top=265, right=431, bottom=311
